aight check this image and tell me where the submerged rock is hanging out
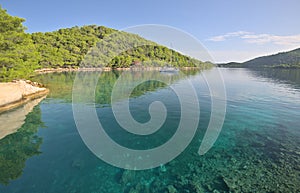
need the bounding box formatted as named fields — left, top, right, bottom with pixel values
left=120, top=170, right=136, bottom=185
left=71, top=159, right=85, bottom=170
left=167, top=185, right=177, bottom=193
left=160, top=164, right=167, bottom=173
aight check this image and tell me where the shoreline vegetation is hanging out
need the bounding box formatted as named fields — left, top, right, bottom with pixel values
left=0, top=6, right=212, bottom=82
left=34, top=66, right=206, bottom=74
left=0, top=6, right=211, bottom=113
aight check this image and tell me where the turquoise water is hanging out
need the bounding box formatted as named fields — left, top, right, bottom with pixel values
left=0, top=68, right=299, bottom=192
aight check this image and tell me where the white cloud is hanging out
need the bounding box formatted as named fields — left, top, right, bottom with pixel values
left=242, top=34, right=300, bottom=46
left=208, top=31, right=300, bottom=46
left=207, top=31, right=251, bottom=42
left=208, top=36, right=226, bottom=42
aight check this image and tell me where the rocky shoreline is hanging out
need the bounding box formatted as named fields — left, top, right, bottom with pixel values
left=34, top=66, right=202, bottom=74
left=0, top=80, right=49, bottom=113
left=34, top=67, right=106, bottom=74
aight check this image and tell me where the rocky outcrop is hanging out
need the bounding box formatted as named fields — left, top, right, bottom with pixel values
left=0, top=80, right=49, bottom=113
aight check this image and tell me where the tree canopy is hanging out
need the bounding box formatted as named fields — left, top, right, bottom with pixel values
left=0, top=6, right=211, bottom=81
left=0, top=6, right=40, bottom=80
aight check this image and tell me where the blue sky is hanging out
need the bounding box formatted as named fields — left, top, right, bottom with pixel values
left=1, top=0, right=299, bottom=63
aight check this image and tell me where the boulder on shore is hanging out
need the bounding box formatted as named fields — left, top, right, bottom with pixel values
left=0, top=80, right=48, bottom=113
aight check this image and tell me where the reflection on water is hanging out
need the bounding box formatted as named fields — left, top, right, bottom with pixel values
left=0, top=105, right=44, bottom=185
left=0, top=96, right=46, bottom=140
left=33, top=70, right=200, bottom=104
left=0, top=68, right=299, bottom=192
left=248, top=68, right=300, bottom=88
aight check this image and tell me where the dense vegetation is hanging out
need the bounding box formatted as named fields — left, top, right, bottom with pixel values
left=0, top=6, right=211, bottom=81
left=31, top=26, right=116, bottom=68
left=0, top=7, right=40, bottom=80
left=110, top=45, right=207, bottom=68
left=80, top=31, right=210, bottom=68
left=219, top=48, right=300, bottom=68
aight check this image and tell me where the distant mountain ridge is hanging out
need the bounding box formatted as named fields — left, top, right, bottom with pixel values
left=219, top=48, right=300, bottom=68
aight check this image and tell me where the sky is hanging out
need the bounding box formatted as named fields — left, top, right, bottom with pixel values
left=1, top=0, right=300, bottom=63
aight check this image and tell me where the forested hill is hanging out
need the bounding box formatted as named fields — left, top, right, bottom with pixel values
left=32, top=27, right=208, bottom=69
left=219, top=48, right=300, bottom=68
left=0, top=6, right=211, bottom=81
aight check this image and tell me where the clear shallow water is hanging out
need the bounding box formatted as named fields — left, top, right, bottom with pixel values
left=0, top=68, right=299, bottom=192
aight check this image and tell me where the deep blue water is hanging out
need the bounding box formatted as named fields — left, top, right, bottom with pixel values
left=0, top=68, right=299, bottom=192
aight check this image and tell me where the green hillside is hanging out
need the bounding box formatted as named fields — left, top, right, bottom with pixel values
left=0, top=7, right=40, bottom=80
left=0, top=6, right=211, bottom=81
left=219, top=48, right=300, bottom=68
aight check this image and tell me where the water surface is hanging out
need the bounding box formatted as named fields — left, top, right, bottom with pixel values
left=0, top=68, right=299, bottom=192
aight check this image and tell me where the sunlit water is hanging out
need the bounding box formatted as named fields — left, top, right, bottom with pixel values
left=0, top=68, right=299, bottom=192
